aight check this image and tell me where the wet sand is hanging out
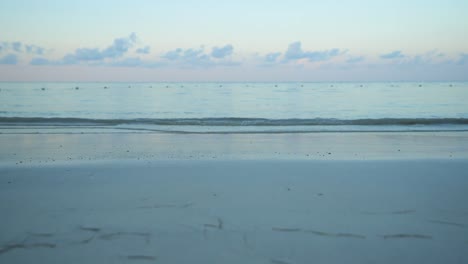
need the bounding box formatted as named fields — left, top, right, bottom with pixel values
left=1, top=131, right=468, bottom=165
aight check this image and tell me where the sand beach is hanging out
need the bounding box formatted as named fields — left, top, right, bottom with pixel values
left=1, top=132, right=468, bottom=263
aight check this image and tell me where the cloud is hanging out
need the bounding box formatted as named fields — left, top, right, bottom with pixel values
left=136, top=46, right=150, bottom=54
left=30, top=57, right=53, bottom=65
left=29, top=42, right=239, bottom=68
left=284, top=42, right=303, bottom=60
left=161, top=46, right=238, bottom=68
left=25, top=45, right=45, bottom=55
left=381, top=50, right=449, bottom=66
left=284, top=42, right=341, bottom=62
left=161, top=48, right=182, bottom=60
left=102, top=32, right=137, bottom=58
left=0, top=54, right=18, bottom=64
left=256, top=52, right=282, bottom=67
left=0, top=41, right=45, bottom=55
left=62, top=32, right=137, bottom=63
left=161, top=48, right=208, bottom=63
left=174, top=48, right=211, bottom=67
left=31, top=55, right=165, bottom=68
left=12, top=42, right=22, bottom=52
left=409, top=50, right=442, bottom=65
left=23, top=32, right=239, bottom=69
left=63, top=48, right=103, bottom=63
left=380, top=50, right=405, bottom=59
left=211, top=44, right=233, bottom=58
left=264, top=52, right=281, bottom=63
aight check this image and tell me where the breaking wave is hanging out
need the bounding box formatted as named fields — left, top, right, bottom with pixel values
left=1, top=117, right=468, bottom=126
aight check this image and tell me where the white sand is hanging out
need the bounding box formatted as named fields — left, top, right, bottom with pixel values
left=1, top=133, right=468, bottom=263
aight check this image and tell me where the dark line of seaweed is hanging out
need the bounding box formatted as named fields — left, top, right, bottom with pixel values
left=79, top=226, right=101, bottom=232
left=126, top=255, right=157, bottom=261
left=428, top=220, right=465, bottom=228
left=272, top=227, right=302, bottom=232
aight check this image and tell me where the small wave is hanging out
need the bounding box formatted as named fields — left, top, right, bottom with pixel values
left=1, top=117, right=468, bottom=127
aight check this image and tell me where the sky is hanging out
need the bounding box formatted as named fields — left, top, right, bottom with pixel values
left=1, top=0, right=467, bottom=81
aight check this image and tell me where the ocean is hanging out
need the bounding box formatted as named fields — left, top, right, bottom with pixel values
left=1, top=82, right=468, bottom=133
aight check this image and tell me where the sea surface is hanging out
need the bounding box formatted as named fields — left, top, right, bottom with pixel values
left=1, top=82, right=468, bottom=133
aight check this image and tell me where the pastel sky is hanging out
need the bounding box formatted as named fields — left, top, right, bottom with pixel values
left=1, top=0, right=467, bottom=81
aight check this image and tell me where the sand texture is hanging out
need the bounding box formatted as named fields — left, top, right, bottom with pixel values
left=1, top=159, right=468, bottom=263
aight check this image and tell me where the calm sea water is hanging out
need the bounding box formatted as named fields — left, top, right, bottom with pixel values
left=1, top=82, right=468, bottom=133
